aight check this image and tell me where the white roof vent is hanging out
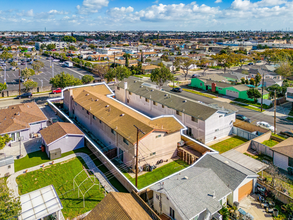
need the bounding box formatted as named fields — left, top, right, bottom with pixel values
left=183, top=100, right=187, bottom=103
left=86, top=93, right=89, bottom=96
left=106, top=105, right=109, bottom=107
left=95, top=99, right=99, bottom=101
left=224, top=161, right=229, bottom=164
left=120, top=114, right=125, bottom=117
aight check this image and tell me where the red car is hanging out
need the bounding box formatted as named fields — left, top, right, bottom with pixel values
left=52, top=88, right=62, bottom=94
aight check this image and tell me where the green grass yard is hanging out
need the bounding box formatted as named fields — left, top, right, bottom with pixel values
left=230, top=101, right=262, bottom=112
left=182, top=88, right=216, bottom=99
left=286, top=117, right=293, bottom=122
left=15, top=148, right=127, bottom=192
left=123, top=160, right=189, bottom=189
left=210, top=136, right=247, bottom=154
left=234, top=98, right=271, bottom=109
left=262, top=139, right=279, bottom=147
left=17, top=158, right=104, bottom=219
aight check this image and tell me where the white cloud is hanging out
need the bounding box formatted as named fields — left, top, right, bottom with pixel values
left=231, top=0, right=252, bottom=10
left=27, top=9, right=34, bottom=17
left=215, top=0, right=222, bottom=3
left=77, top=0, right=109, bottom=14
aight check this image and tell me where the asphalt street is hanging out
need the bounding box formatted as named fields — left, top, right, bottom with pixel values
left=0, top=56, right=93, bottom=91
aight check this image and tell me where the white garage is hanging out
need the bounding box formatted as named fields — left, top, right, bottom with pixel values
left=226, top=89, right=239, bottom=98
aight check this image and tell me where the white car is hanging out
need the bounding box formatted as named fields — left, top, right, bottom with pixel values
left=256, top=121, right=275, bottom=132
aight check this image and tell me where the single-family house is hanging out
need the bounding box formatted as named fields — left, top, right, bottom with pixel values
left=63, top=84, right=185, bottom=168
left=190, top=77, right=269, bottom=101
left=0, top=102, right=48, bottom=144
left=115, top=79, right=237, bottom=144
left=84, top=192, right=160, bottom=220
left=272, top=138, right=293, bottom=172
left=40, top=122, right=84, bottom=159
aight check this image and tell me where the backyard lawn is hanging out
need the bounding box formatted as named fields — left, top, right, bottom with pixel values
left=124, top=159, right=189, bottom=189
left=17, top=157, right=105, bottom=219
left=262, top=139, right=279, bottom=147
left=210, top=136, right=247, bottom=154
left=15, top=147, right=127, bottom=192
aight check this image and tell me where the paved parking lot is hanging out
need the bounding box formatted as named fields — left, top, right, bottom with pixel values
left=0, top=56, right=92, bottom=91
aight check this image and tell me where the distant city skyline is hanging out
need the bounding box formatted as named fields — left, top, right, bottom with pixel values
left=0, top=0, right=292, bottom=31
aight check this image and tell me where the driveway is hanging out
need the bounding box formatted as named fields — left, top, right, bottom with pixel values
left=239, top=194, right=273, bottom=220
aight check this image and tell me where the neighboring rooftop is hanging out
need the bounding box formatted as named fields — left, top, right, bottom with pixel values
left=272, top=137, right=293, bottom=158
left=84, top=192, right=158, bottom=220
left=0, top=102, right=47, bottom=134
left=40, top=122, right=84, bottom=145
left=195, top=153, right=257, bottom=191
left=150, top=166, right=231, bottom=220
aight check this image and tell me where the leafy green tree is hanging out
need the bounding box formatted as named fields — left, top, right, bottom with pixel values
left=82, top=75, right=94, bottom=84
left=69, top=45, right=76, bottom=51
left=245, top=79, right=249, bottom=84
left=150, top=66, right=174, bottom=89
left=249, top=78, right=255, bottom=85
left=23, top=79, right=38, bottom=91
left=275, top=61, right=293, bottom=78
left=104, top=68, right=116, bottom=83
left=50, top=72, right=82, bottom=88
left=247, top=88, right=261, bottom=102
left=85, top=62, right=93, bottom=68
left=267, top=84, right=287, bottom=98
left=0, top=51, right=13, bottom=61
left=0, top=83, right=7, bottom=92
left=46, top=44, right=56, bottom=51
left=0, top=134, right=11, bottom=150
left=240, top=78, right=245, bottom=84
left=32, top=61, right=44, bottom=74
left=0, top=177, right=21, bottom=219
left=219, top=206, right=229, bottom=220
left=89, top=44, right=96, bottom=50
left=255, top=73, right=262, bottom=86
left=21, top=68, right=35, bottom=80
left=115, top=65, right=131, bottom=81
left=123, top=53, right=130, bottom=67
left=11, top=61, right=18, bottom=68
left=174, top=57, right=196, bottom=80
left=62, top=36, right=76, bottom=43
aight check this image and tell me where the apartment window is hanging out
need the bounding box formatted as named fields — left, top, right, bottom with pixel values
left=156, top=135, right=161, bottom=138
left=191, top=116, right=196, bottom=122
left=82, top=107, right=84, bottom=110
left=111, top=129, right=116, bottom=135
left=150, top=152, right=156, bottom=156
left=162, top=105, right=165, bottom=108
left=176, top=111, right=182, bottom=116
left=129, top=91, right=132, bottom=95
left=11, top=132, right=20, bottom=142
left=117, top=86, right=120, bottom=90
left=153, top=101, right=157, bottom=106
left=93, top=115, right=96, bottom=120
left=99, top=120, right=102, bottom=124
left=145, top=98, right=149, bottom=103
left=215, top=129, right=219, bottom=132
left=86, top=110, right=89, bottom=115
left=123, top=138, right=129, bottom=145
left=170, top=207, right=175, bottom=219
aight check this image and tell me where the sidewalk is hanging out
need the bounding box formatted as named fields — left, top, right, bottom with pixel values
left=263, top=102, right=292, bottom=118
left=7, top=152, right=117, bottom=198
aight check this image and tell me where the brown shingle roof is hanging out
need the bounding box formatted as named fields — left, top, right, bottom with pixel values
left=272, top=137, right=293, bottom=158
left=84, top=192, right=153, bottom=220
left=71, top=85, right=183, bottom=144
left=0, top=102, right=47, bottom=134
left=40, top=122, right=84, bottom=145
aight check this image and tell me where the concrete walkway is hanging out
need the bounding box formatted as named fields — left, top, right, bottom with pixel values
left=7, top=152, right=117, bottom=197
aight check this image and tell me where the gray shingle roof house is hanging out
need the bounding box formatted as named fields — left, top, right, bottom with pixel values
left=149, top=153, right=258, bottom=220
left=150, top=166, right=231, bottom=220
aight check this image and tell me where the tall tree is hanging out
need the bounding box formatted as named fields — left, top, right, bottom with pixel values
left=275, top=61, right=293, bottom=78
left=123, top=53, right=130, bottom=67
left=50, top=72, right=82, bottom=88
left=174, top=57, right=196, bottom=80
left=32, top=61, right=44, bottom=74
left=150, top=66, right=174, bottom=89
left=247, top=88, right=261, bottom=102
left=82, top=75, right=94, bottom=84
left=0, top=134, right=11, bottom=150
left=0, top=51, right=13, bottom=61
left=21, top=68, right=35, bottom=80
left=23, top=79, right=38, bottom=91
left=115, top=65, right=131, bottom=81
left=62, top=36, right=77, bottom=43
left=0, top=178, right=21, bottom=219
left=104, top=68, right=116, bottom=83
left=254, top=73, right=262, bottom=86
left=93, top=64, right=109, bottom=78
left=0, top=83, right=7, bottom=92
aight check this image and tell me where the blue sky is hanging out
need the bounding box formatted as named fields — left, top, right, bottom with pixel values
left=0, top=0, right=292, bottom=31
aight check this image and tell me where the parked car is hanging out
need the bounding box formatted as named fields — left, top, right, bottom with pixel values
left=256, top=121, right=275, bottom=132
left=248, top=63, right=254, bottom=65
left=236, top=114, right=251, bottom=123
left=10, top=67, right=16, bottom=71
left=21, top=62, right=25, bottom=65
left=171, top=87, right=183, bottom=92
left=191, top=74, right=199, bottom=78
left=52, top=88, right=62, bottom=94
left=16, top=92, right=32, bottom=99
left=280, top=131, right=293, bottom=138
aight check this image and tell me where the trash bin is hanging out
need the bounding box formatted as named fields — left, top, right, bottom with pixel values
left=273, top=208, right=279, bottom=217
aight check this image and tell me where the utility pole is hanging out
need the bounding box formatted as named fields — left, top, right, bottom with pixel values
left=19, top=68, right=21, bottom=95
left=134, top=125, right=145, bottom=188
left=52, top=62, right=54, bottom=78
left=260, top=69, right=264, bottom=112
left=114, top=52, right=116, bottom=68
left=274, top=90, right=277, bottom=134
left=4, top=66, right=6, bottom=84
